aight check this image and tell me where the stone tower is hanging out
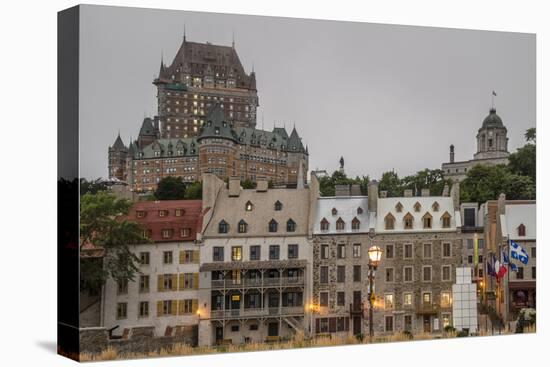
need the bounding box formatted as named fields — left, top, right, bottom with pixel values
left=473, top=108, right=509, bottom=160
left=108, top=134, right=128, bottom=180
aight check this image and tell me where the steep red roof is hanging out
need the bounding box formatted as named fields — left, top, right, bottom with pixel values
left=125, top=200, right=203, bottom=242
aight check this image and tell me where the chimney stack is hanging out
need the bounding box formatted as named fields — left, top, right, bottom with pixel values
left=380, top=190, right=388, bottom=198
left=442, top=184, right=450, bottom=197
left=368, top=180, right=379, bottom=212
left=350, top=184, right=361, bottom=196
left=228, top=176, right=241, bottom=197
left=256, top=177, right=268, bottom=192
left=450, top=144, right=455, bottom=163
left=335, top=185, right=351, bottom=197
left=421, top=188, right=430, bottom=197
left=404, top=189, right=413, bottom=197
left=450, top=180, right=460, bottom=210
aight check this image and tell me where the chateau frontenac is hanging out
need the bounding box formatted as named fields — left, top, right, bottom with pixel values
left=108, top=36, right=308, bottom=192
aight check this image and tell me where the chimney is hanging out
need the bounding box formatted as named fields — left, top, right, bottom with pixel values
left=497, top=192, right=506, bottom=215
left=335, top=185, right=350, bottom=197
left=404, top=189, right=413, bottom=197
left=296, top=162, right=304, bottom=189
left=380, top=190, right=388, bottom=198
left=449, top=144, right=455, bottom=163
left=450, top=180, right=460, bottom=210
left=256, top=177, right=268, bottom=192
left=308, top=171, right=320, bottom=237
left=421, top=188, right=430, bottom=197
left=368, top=180, right=378, bottom=212
left=442, top=184, right=450, bottom=197
left=350, top=184, right=361, bottom=196
left=228, top=176, right=241, bottom=197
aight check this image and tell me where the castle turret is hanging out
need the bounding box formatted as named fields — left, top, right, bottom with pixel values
left=474, top=108, right=509, bottom=160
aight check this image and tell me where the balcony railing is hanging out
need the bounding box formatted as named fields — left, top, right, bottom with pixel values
left=210, top=306, right=304, bottom=319
left=416, top=303, right=440, bottom=315
left=211, top=276, right=304, bottom=289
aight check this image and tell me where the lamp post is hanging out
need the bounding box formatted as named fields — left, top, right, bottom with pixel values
left=367, top=245, right=382, bottom=342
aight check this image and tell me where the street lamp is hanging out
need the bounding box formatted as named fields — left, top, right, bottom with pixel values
left=367, top=245, right=383, bottom=341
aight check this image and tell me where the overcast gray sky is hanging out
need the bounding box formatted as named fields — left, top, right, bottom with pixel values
left=79, top=5, right=535, bottom=180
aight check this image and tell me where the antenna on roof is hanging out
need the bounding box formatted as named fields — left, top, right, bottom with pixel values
left=183, top=23, right=187, bottom=42
left=491, top=90, right=497, bottom=110
left=251, top=62, right=254, bottom=73
left=232, top=30, right=235, bottom=48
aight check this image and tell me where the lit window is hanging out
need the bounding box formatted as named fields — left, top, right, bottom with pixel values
left=384, top=294, right=394, bottom=309
left=231, top=246, right=242, bottom=261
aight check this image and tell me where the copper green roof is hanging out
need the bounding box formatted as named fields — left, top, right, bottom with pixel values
left=135, top=137, right=198, bottom=159
left=482, top=108, right=505, bottom=129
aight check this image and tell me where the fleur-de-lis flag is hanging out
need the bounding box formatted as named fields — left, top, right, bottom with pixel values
left=510, top=240, right=529, bottom=265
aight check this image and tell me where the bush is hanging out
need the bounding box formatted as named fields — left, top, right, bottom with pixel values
left=456, top=330, right=469, bottom=337
left=444, top=325, right=456, bottom=333
left=402, top=330, right=413, bottom=339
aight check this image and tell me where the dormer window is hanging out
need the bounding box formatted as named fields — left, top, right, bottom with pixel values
left=286, top=219, right=296, bottom=232
left=268, top=219, right=278, bottom=233
left=180, top=228, right=190, bottom=237
left=384, top=213, right=395, bottom=230
left=136, top=210, right=146, bottom=218
left=518, top=224, right=526, bottom=237
left=175, top=209, right=185, bottom=217
left=161, top=229, right=173, bottom=239
left=395, top=202, right=403, bottom=213
left=320, top=218, right=329, bottom=231
left=404, top=213, right=414, bottom=229
left=238, top=219, right=248, bottom=234
left=274, top=200, right=283, bottom=211
left=441, top=212, right=451, bottom=228
left=158, top=210, right=169, bottom=217
left=336, top=217, right=345, bottom=231
left=218, top=220, right=229, bottom=234
left=352, top=217, right=360, bottom=230
left=357, top=207, right=364, bottom=215
left=332, top=208, right=338, bottom=216
left=245, top=201, right=254, bottom=211
left=432, top=202, right=440, bottom=212
left=422, top=212, right=433, bottom=229
left=414, top=202, right=421, bottom=212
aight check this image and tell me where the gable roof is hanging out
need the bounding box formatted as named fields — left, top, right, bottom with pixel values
left=313, top=196, right=370, bottom=234
left=503, top=202, right=536, bottom=240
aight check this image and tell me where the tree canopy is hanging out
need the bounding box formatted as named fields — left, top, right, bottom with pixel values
left=317, top=171, right=369, bottom=197
left=80, top=192, right=146, bottom=292
left=154, top=176, right=186, bottom=200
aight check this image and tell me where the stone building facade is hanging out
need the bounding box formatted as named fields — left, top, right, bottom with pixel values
left=197, top=174, right=313, bottom=346
left=442, top=108, right=510, bottom=181
left=102, top=200, right=203, bottom=338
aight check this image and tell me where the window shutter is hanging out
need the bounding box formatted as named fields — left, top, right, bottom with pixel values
left=179, top=274, right=185, bottom=291
left=178, top=300, right=184, bottom=315
left=193, top=250, right=200, bottom=263
left=329, top=317, right=336, bottom=333
left=171, top=300, right=177, bottom=315
left=171, top=274, right=178, bottom=291
left=192, top=299, right=198, bottom=313
left=157, top=275, right=164, bottom=292
left=179, top=251, right=184, bottom=264
left=315, top=318, right=320, bottom=334
left=157, top=301, right=163, bottom=316
left=193, top=273, right=199, bottom=289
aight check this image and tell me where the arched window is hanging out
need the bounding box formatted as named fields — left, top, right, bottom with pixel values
left=422, top=212, right=433, bottom=229
left=286, top=219, right=296, bottom=232
left=384, top=213, right=395, bottom=230
left=320, top=218, right=329, bottom=231
left=274, top=200, right=283, bottom=211
left=336, top=217, right=345, bottom=231
left=268, top=219, right=278, bottom=233
left=245, top=201, right=254, bottom=211
left=403, top=213, right=414, bottom=229
left=414, top=202, right=421, bottom=212
left=441, top=212, right=451, bottom=228
left=352, top=217, right=360, bottom=230
left=218, top=220, right=229, bottom=234
left=395, top=202, right=403, bottom=213
left=238, top=219, right=248, bottom=233
left=518, top=224, right=526, bottom=237
left=432, top=202, right=440, bottom=212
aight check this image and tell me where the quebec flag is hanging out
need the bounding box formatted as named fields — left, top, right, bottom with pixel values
left=510, top=240, right=529, bottom=265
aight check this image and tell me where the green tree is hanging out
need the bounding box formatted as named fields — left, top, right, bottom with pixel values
left=241, top=179, right=256, bottom=189
left=80, top=192, right=146, bottom=292
left=401, top=169, right=451, bottom=196
left=460, top=164, right=535, bottom=203
left=525, top=127, right=536, bottom=143
left=509, top=128, right=536, bottom=182
left=154, top=176, right=186, bottom=200
left=378, top=171, right=402, bottom=197
left=184, top=181, right=202, bottom=199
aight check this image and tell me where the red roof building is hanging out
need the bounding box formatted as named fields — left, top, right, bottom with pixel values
left=125, top=200, right=203, bottom=242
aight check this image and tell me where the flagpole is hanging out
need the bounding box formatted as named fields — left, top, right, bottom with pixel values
left=504, top=239, right=510, bottom=331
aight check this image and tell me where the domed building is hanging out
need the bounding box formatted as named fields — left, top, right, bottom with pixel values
left=442, top=108, right=510, bottom=181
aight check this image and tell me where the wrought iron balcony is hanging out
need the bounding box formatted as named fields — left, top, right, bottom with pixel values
left=210, top=306, right=305, bottom=320
left=211, top=276, right=304, bottom=289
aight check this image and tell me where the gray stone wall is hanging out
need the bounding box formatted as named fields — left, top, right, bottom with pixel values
left=79, top=325, right=198, bottom=356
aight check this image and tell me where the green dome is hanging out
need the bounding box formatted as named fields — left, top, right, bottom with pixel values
left=482, top=108, right=504, bottom=128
